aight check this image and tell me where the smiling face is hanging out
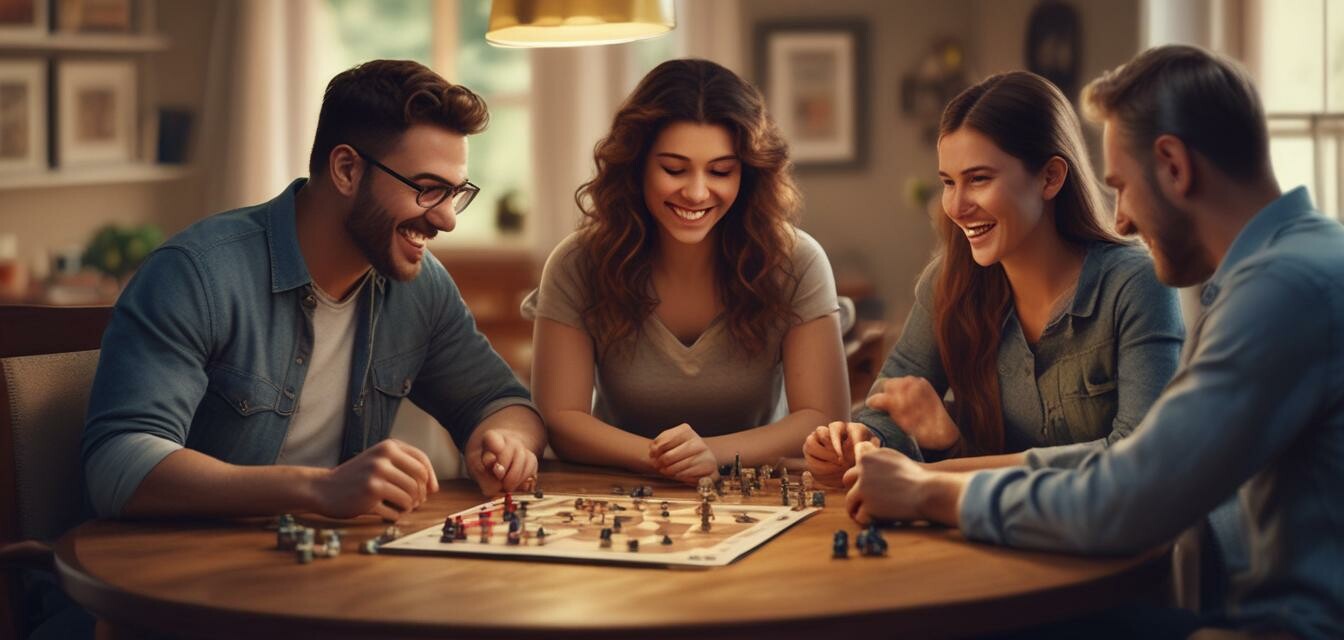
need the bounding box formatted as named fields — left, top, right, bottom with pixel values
left=1101, top=119, right=1209, bottom=287
left=346, top=123, right=468, bottom=281
left=938, top=127, right=1057, bottom=267
left=642, top=121, right=742, bottom=248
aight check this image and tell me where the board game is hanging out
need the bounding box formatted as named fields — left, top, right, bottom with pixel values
left=379, top=492, right=819, bottom=568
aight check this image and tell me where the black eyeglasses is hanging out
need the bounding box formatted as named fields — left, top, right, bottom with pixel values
left=352, top=147, right=480, bottom=213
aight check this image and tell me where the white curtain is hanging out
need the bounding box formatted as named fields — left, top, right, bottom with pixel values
left=205, top=0, right=327, bottom=212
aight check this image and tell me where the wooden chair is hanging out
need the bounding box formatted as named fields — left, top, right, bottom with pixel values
left=0, top=305, right=112, bottom=640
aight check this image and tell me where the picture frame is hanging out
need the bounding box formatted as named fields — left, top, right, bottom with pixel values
left=0, top=0, right=47, bottom=37
left=755, top=20, right=868, bottom=170
left=55, top=59, right=138, bottom=167
left=56, top=0, right=134, bottom=33
left=0, top=59, right=48, bottom=173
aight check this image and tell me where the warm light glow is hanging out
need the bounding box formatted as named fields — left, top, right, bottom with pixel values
left=486, top=0, right=675, bottom=48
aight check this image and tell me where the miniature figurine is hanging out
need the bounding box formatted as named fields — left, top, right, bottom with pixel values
left=599, top=527, right=613, bottom=548
left=627, top=539, right=640, bottom=552
left=811, top=491, right=826, bottom=508
left=802, top=470, right=815, bottom=494
left=833, top=530, right=849, bottom=558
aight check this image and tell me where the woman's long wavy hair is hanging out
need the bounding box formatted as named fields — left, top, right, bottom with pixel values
left=575, top=58, right=801, bottom=358
left=935, top=72, right=1119, bottom=454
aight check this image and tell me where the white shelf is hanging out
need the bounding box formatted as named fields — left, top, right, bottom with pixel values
left=0, top=32, right=169, bottom=53
left=0, top=164, right=194, bottom=189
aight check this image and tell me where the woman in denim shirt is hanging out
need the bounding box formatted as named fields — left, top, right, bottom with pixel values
left=806, top=72, right=1183, bottom=482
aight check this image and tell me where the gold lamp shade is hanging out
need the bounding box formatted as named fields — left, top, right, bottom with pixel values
left=486, top=0, right=675, bottom=48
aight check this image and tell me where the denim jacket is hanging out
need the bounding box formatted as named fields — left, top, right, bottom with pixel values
left=82, top=180, right=534, bottom=517
left=856, top=242, right=1184, bottom=465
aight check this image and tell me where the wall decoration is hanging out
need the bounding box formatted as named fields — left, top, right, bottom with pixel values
left=56, top=0, right=133, bottom=32
left=56, top=59, right=138, bottom=166
left=0, top=59, right=48, bottom=173
left=1026, top=0, right=1082, bottom=99
left=755, top=20, right=868, bottom=169
left=900, top=39, right=969, bottom=147
left=0, top=0, right=46, bottom=36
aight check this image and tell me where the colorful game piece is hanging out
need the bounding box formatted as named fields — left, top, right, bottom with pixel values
left=856, top=525, right=888, bottom=557
left=627, top=539, right=639, bottom=552
left=802, top=470, right=815, bottom=494
left=536, top=527, right=547, bottom=546
left=454, top=516, right=467, bottom=540
left=612, top=516, right=624, bottom=533
left=377, top=525, right=401, bottom=544
left=533, top=487, right=544, bottom=499
left=661, top=534, right=673, bottom=545
left=697, top=497, right=715, bottom=532
left=360, top=539, right=379, bottom=554
left=599, top=527, right=613, bottom=548
left=697, top=476, right=717, bottom=502
left=507, top=519, right=522, bottom=545
left=780, top=482, right=791, bottom=506
left=811, top=491, right=826, bottom=508
left=833, top=530, right=849, bottom=558
left=322, top=529, right=341, bottom=558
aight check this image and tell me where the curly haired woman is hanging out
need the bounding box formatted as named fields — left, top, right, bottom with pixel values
left=524, top=59, right=849, bottom=483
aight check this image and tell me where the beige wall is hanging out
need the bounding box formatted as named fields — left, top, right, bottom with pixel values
left=0, top=0, right=219, bottom=277
left=740, top=0, right=1140, bottom=324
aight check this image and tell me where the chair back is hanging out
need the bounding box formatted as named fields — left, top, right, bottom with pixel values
left=0, top=305, right=111, bottom=640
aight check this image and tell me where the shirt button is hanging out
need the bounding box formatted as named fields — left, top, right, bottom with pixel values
left=295, top=356, right=305, bottom=365
left=283, top=387, right=295, bottom=399
left=1200, top=284, right=1219, bottom=306
left=303, top=294, right=317, bottom=308
left=239, top=399, right=249, bottom=411
left=402, top=378, right=412, bottom=393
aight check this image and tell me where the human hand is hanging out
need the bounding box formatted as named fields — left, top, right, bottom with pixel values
left=866, top=376, right=961, bottom=451
left=649, top=423, right=719, bottom=484
left=803, top=421, right=879, bottom=487
left=311, top=438, right=438, bottom=521
left=468, top=429, right=540, bottom=496
left=842, top=441, right=928, bottom=524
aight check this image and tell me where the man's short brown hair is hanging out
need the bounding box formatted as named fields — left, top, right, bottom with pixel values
left=308, top=59, right=489, bottom=175
left=1082, top=45, right=1269, bottom=180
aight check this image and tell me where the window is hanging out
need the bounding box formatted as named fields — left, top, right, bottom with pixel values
left=319, top=0, right=532, bottom=246
left=1247, top=0, right=1343, bottom=217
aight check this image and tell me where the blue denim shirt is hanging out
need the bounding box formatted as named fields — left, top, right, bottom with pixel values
left=856, top=242, right=1184, bottom=464
left=82, top=180, right=535, bottom=517
left=960, top=188, right=1344, bottom=639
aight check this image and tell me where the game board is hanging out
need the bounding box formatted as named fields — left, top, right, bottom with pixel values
left=379, top=493, right=819, bottom=568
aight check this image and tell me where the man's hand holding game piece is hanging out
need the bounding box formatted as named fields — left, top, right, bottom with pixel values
left=866, top=376, right=962, bottom=451
left=843, top=441, right=967, bottom=527
left=649, top=423, right=719, bottom=484
left=311, top=438, right=438, bottom=522
left=804, top=421, right=879, bottom=487
left=469, top=429, right=540, bottom=496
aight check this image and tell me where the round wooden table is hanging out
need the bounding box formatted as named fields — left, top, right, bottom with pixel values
left=56, top=463, right=1169, bottom=639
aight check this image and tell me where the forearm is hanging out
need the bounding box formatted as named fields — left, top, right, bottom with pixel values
left=546, top=410, right=658, bottom=474
left=120, top=449, right=324, bottom=518
left=467, top=405, right=547, bottom=459
left=706, top=409, right=827, bottom=468
left=925, top=453, right=1025, bottom=472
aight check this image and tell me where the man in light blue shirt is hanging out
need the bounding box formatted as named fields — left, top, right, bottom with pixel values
left=843, top=46, right=1343, bottom=639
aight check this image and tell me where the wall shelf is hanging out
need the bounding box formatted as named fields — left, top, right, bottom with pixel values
left=0, top=164, right=194, bottom=190
left=0, top=32, right=170, bottom=53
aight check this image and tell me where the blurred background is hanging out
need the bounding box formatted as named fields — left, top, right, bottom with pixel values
left=0, top=0, right=1340, bottom=471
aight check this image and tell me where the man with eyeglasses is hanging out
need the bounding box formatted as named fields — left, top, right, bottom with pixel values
left=81, top=60, right=546, bottom=522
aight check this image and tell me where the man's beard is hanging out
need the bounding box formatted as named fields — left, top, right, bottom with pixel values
left=346, top=179, right=417, bottom=281
left=1142, top=171, right=1215, bottom=288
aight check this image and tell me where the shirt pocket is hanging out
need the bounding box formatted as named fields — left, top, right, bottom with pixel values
left=191, top=364, right=289, bottom=464
left=1056, top=346, right=1119, bottom=444
left=370, top=347, right=426, bottom=440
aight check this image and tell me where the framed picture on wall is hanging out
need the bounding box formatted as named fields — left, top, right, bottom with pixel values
left=0, top=59, right=48, bottom=173
left=755, top=20, right=868, bottom=170
left=0, top=0, right=47, bottom=36
left=55, top=59, right=138, bottom=166
left=56, top=0, right=133, bottom=32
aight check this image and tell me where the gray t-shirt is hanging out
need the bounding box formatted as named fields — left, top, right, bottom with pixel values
left=523, top=229, right=838, bottom=438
